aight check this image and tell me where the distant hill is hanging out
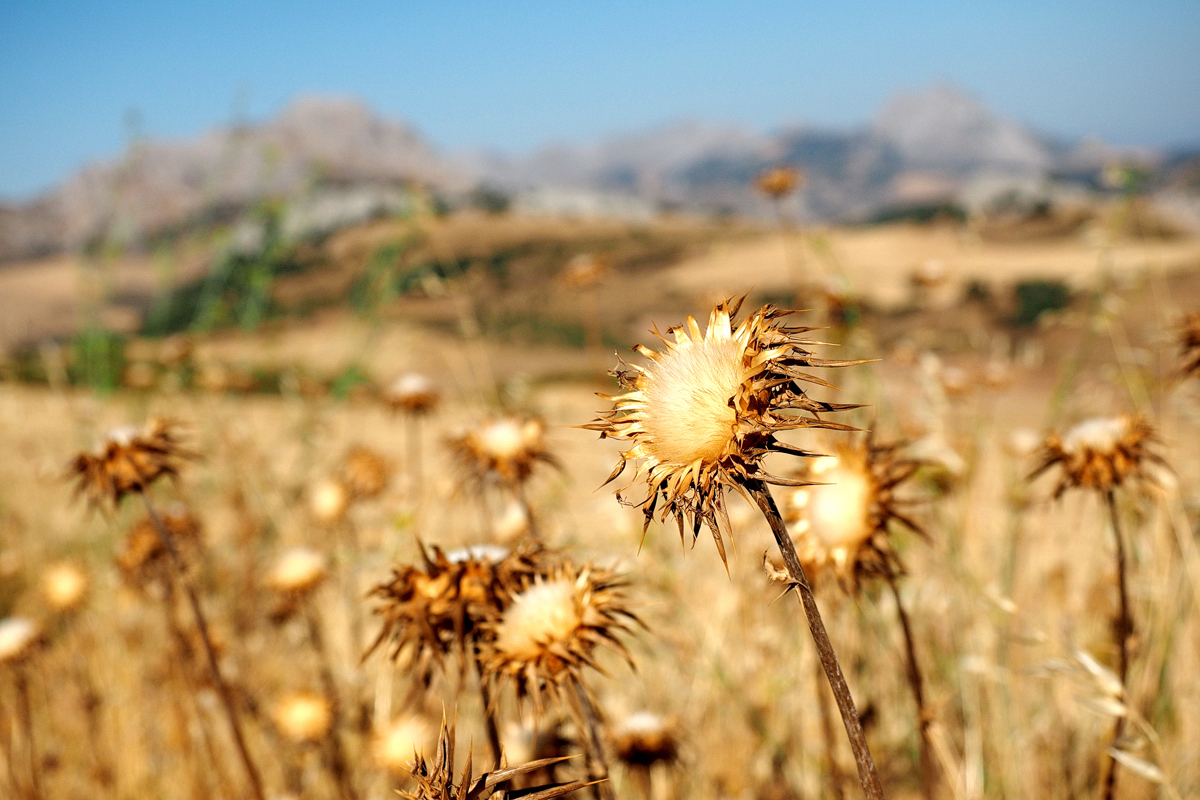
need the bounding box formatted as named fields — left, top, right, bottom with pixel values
left=0, top=85, right=1181, bottom=263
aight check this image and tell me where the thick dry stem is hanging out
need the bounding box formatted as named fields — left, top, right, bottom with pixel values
left=15, top=668, right=42, bottom=800
left=569, top=684, right=615, bottom=800
left=815, top=656, right=847, bottom=800
left=884, top=567, right=936, bottom=800
left=304, top=602, right=358, bottom=800
left=1101, top=490, right=1132, bottom=800
left=745, top=478, right=886, bottom=800
left=139, top=489, right=265, bottom=800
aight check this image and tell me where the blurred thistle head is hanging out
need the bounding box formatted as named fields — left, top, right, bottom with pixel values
left=583, top=297, right=864, bottom=565
left=40, top=561, right=90, bottom=614
left=272, top=690, right=333, bottom=743
left=755, top=165, right=803, bottom=199
left=118, top=504, right=202, bottom=589
left=341, top=445, right=391, bottom=500
left=611, top=711, right=680, bottom=769
left=559, top=253, right=610, bottom=290
left=449, top=415, right=557, bottom=489
left=372, top=714, right=436, bottom=777
left=480, top=561, right=640, bottom=714
left=402, top=714, right=589, bottom=800
left=309, top=477, right=350, bottom=526
left=776, top=436, right=923, bottom=589
left=366, top=543, right=542, bottom=679
left=386, top=372, right=440, bottom=415
left=1031, top=415, right=1164, bottom=497
left=0, top=617, right=43, bottom=665
left=265, top=547, right=328, bottom=597
left=1178, top=312, right=1200, bottom=379
left=69, top=418, right=195, bottom=508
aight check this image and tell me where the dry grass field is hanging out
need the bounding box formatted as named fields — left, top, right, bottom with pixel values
left=2, top=208, right=1200, bottom=800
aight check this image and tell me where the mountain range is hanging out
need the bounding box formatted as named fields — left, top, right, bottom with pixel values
left=0, top=85, right=1180, bottom=263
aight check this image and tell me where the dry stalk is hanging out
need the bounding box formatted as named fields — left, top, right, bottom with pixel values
left=745, top=478, right=885, bottom=800
left=302, top=600, right=358, bottom=800
left=1100, top=490, right=1132, bottom=800
left=883, top=566, right=936, bottom=799
left=815, top=654, right=847, bottom=800
left=14, top=666, right=42, bottom=800
left=138, top=488, right=265, bottom=800
left=568, top=682, right=616, bottom=800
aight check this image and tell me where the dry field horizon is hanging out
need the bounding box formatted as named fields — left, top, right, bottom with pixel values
left=2, top=207, right=1200, bottom=800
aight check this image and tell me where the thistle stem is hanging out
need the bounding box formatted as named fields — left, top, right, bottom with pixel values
left=744, top=478, right=885, bottom=800
left=15, top=667, right=42, bottom=800
left=1101, top=490, right=1132, bottom=800
left=569, top=683, right=615, bottom=800
left=303, top=601, right=358, bottom=800
left=472, top=650, right=503, bottom=768
left=815, top=656, right=847, bottom=800
left=138, top=489, right=265, bottom=800
left=883, top=566, right=936, bottom=800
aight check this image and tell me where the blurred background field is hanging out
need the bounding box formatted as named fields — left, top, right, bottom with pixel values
left=2, top=3, right=1200, bottom=799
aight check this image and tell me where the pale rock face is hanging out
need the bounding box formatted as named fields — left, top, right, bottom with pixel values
left=495, top=580, right=581, bottom=661
left=641, top=337, right=747, bottom=466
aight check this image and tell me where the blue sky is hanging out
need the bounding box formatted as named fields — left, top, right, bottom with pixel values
left=2, top=0, right=1199, bottom=199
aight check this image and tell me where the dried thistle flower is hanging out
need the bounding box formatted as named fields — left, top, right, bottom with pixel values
left=386, top=373, right=440, bottom=415
left=40, top=561, right=90, bottom=614
left=479, top=562, right=639, bottom=714
left=756, top=166, right=803, bottom=199
left=402, top=715, right=590, bottom=800
left=373, top=714, right=436, bottom=776
left=611, top=712, right=679, bottom=768
left=1031, top=416, right=1164, bottom=498
left=309, top=478, right=350, bottom=526
left=273, top=690, right=333, bottom=743
left=341, top=446, right=391, bottom=500
left=0, top=617, right=43, bottom=665
left=559, top=253, right=610, bottom=290
left=778, top=436, right=923, bottom=589
left=583, top=298, right=863, bottom=564
left=366, top=544, right=543, bottom=678
left=1178, top=312, right=1200, bottom=379
left=118, top=505, right=203, bottom=588
left=265, top=547, right=329, bottom=596
left=449, top=416, right=558, bottom=489
left=69, top=419, right=195, bottom=507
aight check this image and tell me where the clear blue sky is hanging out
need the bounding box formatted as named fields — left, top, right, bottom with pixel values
left=2, top=0, right=1199, bottom=200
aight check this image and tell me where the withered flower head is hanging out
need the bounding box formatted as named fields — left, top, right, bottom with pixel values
left=70, top=419, right=195, bottom=507
left=341, top=446, right=391, bottom=500
left=778, top=436, right=922, bottom=589
left=403, top=714, right=590, bottom=800
left=40, top=561, right=90, bottom=614
left=480, top=562, right=640, bottom=714
left=309, top=478, right=350, bottom=526
left=559, top=253, right=610, bottom=290
left=118, top=505, right=202, bottom=588
left=1031, top=415, right=1163, bottom=497
left=1179, top=312, right=1200, bottom=379
left=449, top=416, right=557, bottom=489
left=273, top=690, right=333, bottom=743
left=756, top=166, right=803, bottom=199
left=265, top=547, right=328, bottom=596
left=366, top=543, right=542, bottom=679
left=0, top=617, right=43, bottom=665
left=373, top=714, right=436, bottom=776
left=584, top=298, right=863, bottom=564
left=387, top=373, right=440, bottom=414
left=611, top=712, right=679, bottom=768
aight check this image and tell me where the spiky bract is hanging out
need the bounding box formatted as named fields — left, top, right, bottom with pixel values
left=1031, top=416, right=1163, bottom=497
left=777, top=435, right=923, bottom=589
left=69, top=418, right=195, bottom=508
left=1179, top=312, right=1200, bottom=379
left=479, top=562, right=639, bottom=715
left=584, top=298, right=863, bottom=564
left=403, top=716, right=591, bottom=800
left=366, top=544, right=544, bottom=680
left=449, top=416, right=558, bottom=489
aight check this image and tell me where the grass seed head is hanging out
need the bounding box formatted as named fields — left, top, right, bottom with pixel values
left=1032, top=415, right=1163, bottom=497
left=273, top=690, right=333, bottom=743
left=0, top=617, right=43, bottom=665
left=386, top=372, right=440, bottom=414
left=449, top=415, right=557, bottom=489
left=69, top=418, right=195, bottom=508
left=40, top=561, right=90, bottom=614
left=584, top=298, right=864, bottom=565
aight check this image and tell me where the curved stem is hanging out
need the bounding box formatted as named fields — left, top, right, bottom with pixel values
left=1101, top=490, right=1132, bottom=800
left=815, top=656, right=847, bottom=800
left=744, top=478, right=885, bottom=800
left=138, top=489, right=265, bottom=800
left=884, top=567, right=936, bottom=800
